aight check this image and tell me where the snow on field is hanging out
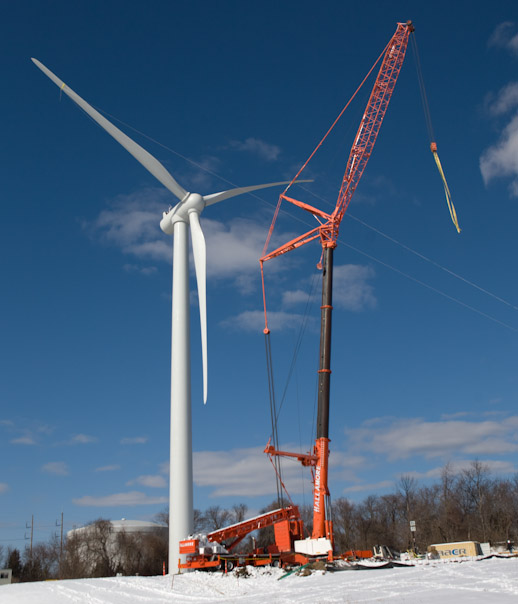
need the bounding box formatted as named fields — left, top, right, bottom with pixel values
left=2, top=557, right=518, bottom=603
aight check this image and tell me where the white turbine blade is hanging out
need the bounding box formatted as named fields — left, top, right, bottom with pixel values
left=203, top=180, right=313, bottom=206
left=31, top=58, right=189, bottom=202
left=188, top=212, right=208, bottom=404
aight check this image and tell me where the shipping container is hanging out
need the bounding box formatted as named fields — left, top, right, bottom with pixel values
left=429, top=541, right=482, bottom=559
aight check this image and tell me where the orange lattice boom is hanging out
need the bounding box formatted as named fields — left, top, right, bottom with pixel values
left=260, top=21, right=414, bottom=546
left=261, top=21, right=414, bottom=267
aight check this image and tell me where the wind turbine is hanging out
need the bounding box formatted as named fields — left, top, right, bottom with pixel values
left=32, top=58, right=306, bottom=572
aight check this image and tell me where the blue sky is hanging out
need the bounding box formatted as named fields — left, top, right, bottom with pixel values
left=1, top=0, right=518, bottom=550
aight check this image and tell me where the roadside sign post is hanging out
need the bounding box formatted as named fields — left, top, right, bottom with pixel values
left=410, top=520, right=417, bottom=554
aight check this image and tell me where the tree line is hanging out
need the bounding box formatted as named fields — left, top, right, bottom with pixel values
left=2, top=460, right=516, bottom=581
left=332, top=461, right=518, bottom=553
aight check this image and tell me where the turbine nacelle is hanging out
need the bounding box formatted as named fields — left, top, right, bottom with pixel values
left=160, top=193, right=205, bottom=235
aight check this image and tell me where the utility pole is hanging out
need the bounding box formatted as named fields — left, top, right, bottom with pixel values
left=410, top=520, right=417, bottom=554
left=56, top=511, right=64, bottom=577
left=25, top=515, right=34, bottom=558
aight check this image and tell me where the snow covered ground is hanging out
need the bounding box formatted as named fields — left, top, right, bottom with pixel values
left=2, top=557, right=517, bottom=603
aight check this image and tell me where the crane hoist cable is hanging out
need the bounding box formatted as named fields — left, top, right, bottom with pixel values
left=411, top=34, right=461, bottom=233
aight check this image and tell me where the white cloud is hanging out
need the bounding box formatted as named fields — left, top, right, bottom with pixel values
left=8, top=423, right=55, bottom=445
left=221, top=309, right=317, bottom=333
left=123, top=263, right=158, bottom=276
left=95, top=465, right=121, bottom=472
left=42, top=462, right=69, bottom=476
left=326, top=451, right=368, bottom=486
left=0, top=483, right=9, bottom=494
left=229, top=138, right=281, bottom=161
left=0, top=419, right=14, bottom=427
left=73, top=491, right=168, bottom=507
left=480, top=112, right=518, bottom=196
left=440, top=411, right=469, bottom=420
left=332, top=264, right=376, bottom=311
left=91, top=188, right=172, bottom=263
left=202, top=217, right=267, bottom=288
left=90, top=190, right=293, bottom=293
left=343, top=480, right=394, bottom=494
left=408, top=459, right=516, bottom=481
left=10, top=435, right=36, bottom=445
left=184, top=155, right=222, bottom=190
left=120, top=436, right=148, bottom=445
left=126, top=475, right=167, bottom=488
left=223, top=263, right=376, bottom=333
left=36, top=424, right=55, bottom=435
left=345, top=416, right=518, bottom=461
left=194, top=445, right=313, bottom=497
left=486, top=82, right=518, bottom=117
left=69, top=434, right=98, bottom=445
left=282, top=288, right=313, bottom=307
left=481, top=459, right=517, bottom=474
left=281, top=264, right=376, bottom=312
left=488, top=22, right=518, bottom=56
left=480, top=29, right=518, bottom=197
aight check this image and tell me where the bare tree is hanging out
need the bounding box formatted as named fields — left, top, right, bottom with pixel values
left=459, top=460, right=491, bottom=542
left=332, top=497, right=356, bottom=551
left=154, top=507, right=204, bottom=533
left=21, top=540, right=59, bottom=582
left=398, top=474, right=418, bottom=550
left=230, top=503, right=248, bottom=525
left=82, top=518, right=117, bottom=577
left=204, top=506, right=231, bottom=532
left=61, top=533, right=89, bottom=579
left=413, top=484, right=440, bottom=548
left=437, top=462, right=462, bottom=542
left=153, top=508, right=169, bottom=527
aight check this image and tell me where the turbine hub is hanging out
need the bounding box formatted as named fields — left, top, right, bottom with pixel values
left=160, top=193, right=205, bottom=234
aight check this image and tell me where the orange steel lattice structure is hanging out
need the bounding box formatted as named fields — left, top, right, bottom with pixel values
left=261, top=22, right=414, bottom=546
left=261, top=21, right=414, bottom=268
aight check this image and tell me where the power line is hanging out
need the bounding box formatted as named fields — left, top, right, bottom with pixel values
left=87, top=104, right=517, bottom=332
left=299, top=185, right=518, bottom=312
left=337, top=239, right=518, bottom=332
left=345, top=213, right=518, bottom=312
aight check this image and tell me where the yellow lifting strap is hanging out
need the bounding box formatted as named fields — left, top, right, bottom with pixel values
left=431, top=142, right=461, bottom=233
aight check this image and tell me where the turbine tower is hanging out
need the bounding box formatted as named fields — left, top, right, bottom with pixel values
left=32, top=58, right=301, bottom=572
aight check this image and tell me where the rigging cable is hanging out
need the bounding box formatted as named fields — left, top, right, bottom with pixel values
left=337, top=238, right=518, bottom=332
left=411, top=33, right=461, bottom=233
left=261, top=36, right=393, bottom=261
left=299, top=183, right=518, bottom=313
left=88, top=105, right=517, bottom=328
left=275, top=270, right=320, bottom=423
left=264, top=331, right=283, bottom=507
left=266, top=269, right=321, bottom=505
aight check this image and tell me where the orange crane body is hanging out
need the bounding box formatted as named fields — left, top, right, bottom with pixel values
left=179, top=21, right=414, bottom=572
left=261, top=21, right=414, bottom=547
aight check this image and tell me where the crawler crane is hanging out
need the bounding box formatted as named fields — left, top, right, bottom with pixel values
left=179, top=20, right=414, bottom=571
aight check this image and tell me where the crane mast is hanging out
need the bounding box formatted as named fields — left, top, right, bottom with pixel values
left=261, top=21, right=414, bottom=548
